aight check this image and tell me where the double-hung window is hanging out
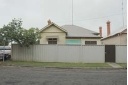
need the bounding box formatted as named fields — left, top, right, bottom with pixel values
left=48, top=38, right=57, bottom=44
left=85, top=41, right=97, bottom=45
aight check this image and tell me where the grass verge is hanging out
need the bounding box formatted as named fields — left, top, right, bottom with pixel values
left=118, top=63, right=127, bottom=68
left=0, top=60, right=111, bottom=68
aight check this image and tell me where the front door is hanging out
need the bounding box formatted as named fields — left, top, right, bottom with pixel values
left=105, top=45, right=115, bottom=62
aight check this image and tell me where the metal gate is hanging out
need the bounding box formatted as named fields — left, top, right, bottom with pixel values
left=105, top=45, right=115, bottom=62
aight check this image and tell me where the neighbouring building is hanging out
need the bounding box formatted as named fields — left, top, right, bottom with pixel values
left=40, top=20, right=102, bottom=45
left=101, top=21, right=127, bottom=45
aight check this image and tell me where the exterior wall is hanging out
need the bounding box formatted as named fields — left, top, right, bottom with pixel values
left=66, top=38, right=101, bottom=45
left=102, top=34, right=127, bottom=45
left=40, top=25, right=66, bottom=44
left=66, top=39, right=81, bottom=45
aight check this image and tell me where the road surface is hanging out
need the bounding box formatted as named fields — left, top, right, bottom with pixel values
left=0, top=66, right=126, bottom=85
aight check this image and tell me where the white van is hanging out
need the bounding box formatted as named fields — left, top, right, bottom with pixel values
left=0, top=46, right=11, bottom=60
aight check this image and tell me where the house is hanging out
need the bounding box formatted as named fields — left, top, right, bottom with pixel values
left=101, top=21, right=127, bottom=45
left=40, top=20, right=102, bottom=45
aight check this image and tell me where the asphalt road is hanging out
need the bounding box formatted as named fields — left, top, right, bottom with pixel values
left=0, top=66, right=126, bottom=85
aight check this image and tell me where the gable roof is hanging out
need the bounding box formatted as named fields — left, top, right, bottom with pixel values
left=61, top=25, right=101, bottom=38
left=101, top=27, right=127, bottom=40
left=40, top=22, right=67, bottom=33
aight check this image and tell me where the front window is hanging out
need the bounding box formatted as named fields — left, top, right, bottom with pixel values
left=85, top=41, right=97, bottom=45
left=48, top=38, right=57, bottom=44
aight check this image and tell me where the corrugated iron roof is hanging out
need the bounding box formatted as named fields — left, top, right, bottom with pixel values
left=40, top=22, right=101, bottom=38
left=101, top=26, right=127, bottom=40
left=61, top=25, right=100, bottom=38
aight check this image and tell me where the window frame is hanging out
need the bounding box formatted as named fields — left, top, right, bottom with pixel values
left=48, top=38, right=57, bottom=44
left=85, top=41, right=97, bottom=45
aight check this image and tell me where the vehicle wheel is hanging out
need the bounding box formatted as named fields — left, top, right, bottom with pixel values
left=4, top=55, right=7, bottom=60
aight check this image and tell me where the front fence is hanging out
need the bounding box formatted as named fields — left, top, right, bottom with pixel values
left=11, top=44, right=127, bottom=63
left=116, top=45, right=127, bottom=63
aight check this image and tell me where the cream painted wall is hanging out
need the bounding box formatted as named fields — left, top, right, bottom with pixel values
left=101, top=34, right=127, bottom=45
left=40, top=25, right=66, bottom=44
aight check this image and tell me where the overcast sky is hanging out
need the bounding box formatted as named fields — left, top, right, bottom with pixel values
left=0, top=0, right=127, bottom=37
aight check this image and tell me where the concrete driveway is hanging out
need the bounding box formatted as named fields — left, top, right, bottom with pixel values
left=0, top=66, right=126, bottom=85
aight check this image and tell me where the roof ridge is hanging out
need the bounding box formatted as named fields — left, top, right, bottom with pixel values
left=61, top=25, right=98, bottom=33
left=101, top=27, right=127, bottom=40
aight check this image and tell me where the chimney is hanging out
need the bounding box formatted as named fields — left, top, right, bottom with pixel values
left=48, top=19, right=52, bottom=25
left=99, top=26, right=102, bottom=37
left=106, top=20, right=111, bottom=36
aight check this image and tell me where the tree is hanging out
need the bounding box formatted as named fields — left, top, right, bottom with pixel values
left=19, top=28, right=41, bottom=47
left=0, top=37, right=9, bottom=46
left=0, top=18, right=41, bottom=47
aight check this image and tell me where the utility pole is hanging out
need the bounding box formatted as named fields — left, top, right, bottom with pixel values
left=122, top=0, right=124, bottom=27
left=2, top=34, right=6, bottom=62
left=3, top=37, right=6, bottom=62
left=72, top=0, right=73, bottom=25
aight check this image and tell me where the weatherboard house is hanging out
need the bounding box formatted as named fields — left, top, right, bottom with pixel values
left=40, top=20, right=102, bottom=45
left=101, top=21, right=127, bottom=45
left=101, top=27, right=127, bottom=45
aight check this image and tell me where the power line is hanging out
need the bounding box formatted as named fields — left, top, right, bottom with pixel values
left=55, top=13, right=125, bottom=23
left=74, top=13, right=125, bottom=22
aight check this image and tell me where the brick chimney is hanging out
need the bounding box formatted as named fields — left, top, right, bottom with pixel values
left=106, top=20, right=111, bottom=36
left=99, top=26, right=102, bottom=37
left=48, top=19, right=52, bottom=25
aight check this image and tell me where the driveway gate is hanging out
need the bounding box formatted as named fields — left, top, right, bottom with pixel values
left=105, top=45, right=115, bottom=62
